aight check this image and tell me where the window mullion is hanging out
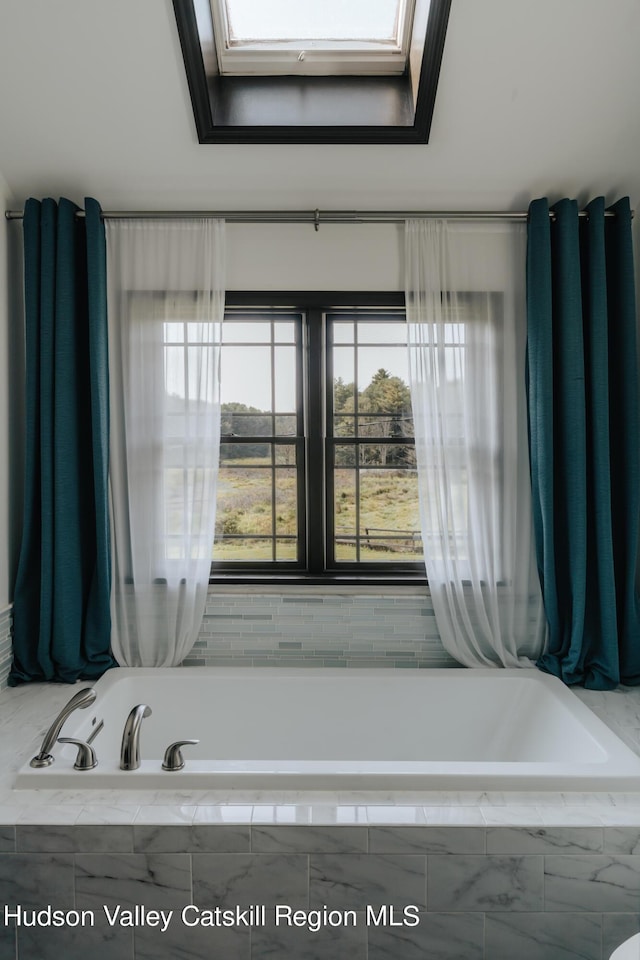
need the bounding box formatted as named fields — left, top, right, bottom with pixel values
left=306, top=308, right=325, bottom=574
left=270, top=324, right=276, bottom=562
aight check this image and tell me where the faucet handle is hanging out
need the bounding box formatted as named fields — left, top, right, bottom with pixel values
left=58, top=738, right=98, bottom=771
left=162, top=740, right=200, bottom=772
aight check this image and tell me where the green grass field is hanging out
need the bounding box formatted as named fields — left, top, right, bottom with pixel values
left=213, top=458, right=423, bottom=562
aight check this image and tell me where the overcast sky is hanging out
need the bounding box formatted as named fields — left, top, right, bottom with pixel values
left=220, top=344, right=410, bottom=410
left=225, top=0, right=399, bottom=42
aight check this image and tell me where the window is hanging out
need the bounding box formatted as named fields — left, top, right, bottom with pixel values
left=173, top=0, right=451, bottom=143
left=212, top=0, right=416, bottom=76
left=214, top=311, right=304, bottom=567
left=212, top=294, right=425, bottom=580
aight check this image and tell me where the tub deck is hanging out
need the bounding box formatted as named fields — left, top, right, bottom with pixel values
left=3, top=673, right=640, bottom=959
left=12, top=667, right=640, bottom=791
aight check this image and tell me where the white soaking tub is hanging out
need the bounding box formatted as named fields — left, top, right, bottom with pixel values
left=14, top=667, right=640, bottom=790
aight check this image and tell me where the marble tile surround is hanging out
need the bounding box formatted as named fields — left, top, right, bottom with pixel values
left=0, top=823, right=640, bottom=958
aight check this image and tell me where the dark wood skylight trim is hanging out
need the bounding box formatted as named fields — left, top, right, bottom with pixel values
left=172, top=0, right=452, bottom=144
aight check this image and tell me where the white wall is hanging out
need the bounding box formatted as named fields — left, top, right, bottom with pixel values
left=0, top=173, right=23, bottom=609
left=2, top=1, right=640, bottom=215
left=226, top=224, right=404, bottom=291
left=224, top=220, right=524, bottom=291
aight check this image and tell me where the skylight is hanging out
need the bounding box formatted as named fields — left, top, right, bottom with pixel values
left=174, top=0, right=451, bottom=142
left=225, top=0, right=401, bottom=45
left=212, top=0, right=416, bottom=75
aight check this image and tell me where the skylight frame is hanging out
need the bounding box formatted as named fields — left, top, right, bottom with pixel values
left=173, top=0, right=452, bottom=144
left=210, top=0, right=418, bottom=76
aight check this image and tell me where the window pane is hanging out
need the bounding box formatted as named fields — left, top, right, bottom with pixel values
left=274, top=415, right=297, bottom=437
left=276, top=539, right=298, bottom=561
left=215, top=441, right=301, bottom=563
left=193, top=321, right=222, bottom=346
left=420, top=464, right=468, bottom=563
left=334, top=443, right=356, bottom=467
left=214, top=460, right=273, bottom=560
left=359, top=468, right=422, bottom=560
left=274, top=321, right=296, bottom=343
left=357, top=416, right=414, bottom=441
left=216, top=466, right=272, bottom=530
left=221, top=345, right=272, bottom=410
left=330, top=439, right=422, bottom=564
left=187, top=345, right=217, bottom=403
left=333, top=346, right=354, bottom=386
left=359, top=442, right=416, bottom=466
left=166, top=468, right=185, bottom=536
left=333, top=382, right=355, bottom=423
left=357, top=346, right=410, bottom=392
left=221, top=412, right=274, bottom=437
left=166, top=418, right=188, bottom=451
left=334, top=467, right=356, bottom=560
left=328, top=314, right=419, bottom=568
left=275, top=468, right=297, bottom=537
left=225, top=0, right=401, bottom=43
left=333, top=345, right=355, bottom=428
left=213, top=537, right=275, bottom=562
left=361, top=536, right=423, bottom=562
left=222, top=322, right=271, bottom=343
left=357, top=321, right=408, bottom=344
left=333, top=415, right=355, bottom=439
left=164, top=322, right=185, bottom=343
left=274, top=444, right=297, bottom=465
left=274, top=346, right=296, bottom=411
left=332, top=321, right=354, bottom=344
left=220, top=442, right=271, bottom=462
left=215, top=312, right=304, bottom=569
left=165, top=346, right=185, bottom=397
left=335, top=540, right=357, bottom=561
left=357, top=415, right=393, bottom=440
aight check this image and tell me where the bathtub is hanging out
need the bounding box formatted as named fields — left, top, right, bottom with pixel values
left=14, top=667, right=640, bottom=790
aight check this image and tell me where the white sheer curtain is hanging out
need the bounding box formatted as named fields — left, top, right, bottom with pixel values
left=106, top=219, right=225, bottom=666
left=405, top=219, right=546, bottom=667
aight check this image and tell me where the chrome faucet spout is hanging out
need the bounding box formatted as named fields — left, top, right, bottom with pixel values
left=120, top=704, right=152, bottom=770
left=30, top=687, right=97, bottom=768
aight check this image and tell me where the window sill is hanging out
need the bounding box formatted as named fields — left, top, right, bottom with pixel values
left=208, top=575, right=429, bottom=597
left=204, top=75, right=415, bottom=142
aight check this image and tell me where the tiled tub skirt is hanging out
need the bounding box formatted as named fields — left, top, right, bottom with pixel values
left=1, top=820, right=639, bottom=959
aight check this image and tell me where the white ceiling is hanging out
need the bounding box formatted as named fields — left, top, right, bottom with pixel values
left=0, top=0, right=639, bottom=212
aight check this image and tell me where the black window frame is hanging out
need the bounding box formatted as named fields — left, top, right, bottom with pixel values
left=173, top=0, right=452, bottom=144
left=325, top=310, right=423, bottom=574
left=212, top=292, right=427, bottom=585
left=216, top=308, right=307, bottom=572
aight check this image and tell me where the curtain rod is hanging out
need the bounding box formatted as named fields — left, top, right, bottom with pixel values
left=4, top=207, right=629, bottom=226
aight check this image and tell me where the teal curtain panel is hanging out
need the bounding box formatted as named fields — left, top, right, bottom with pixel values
left=527, top=196, right=640, bottom=689
left=10, top=197, right=116, bottom=684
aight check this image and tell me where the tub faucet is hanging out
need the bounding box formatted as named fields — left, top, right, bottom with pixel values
left=30, top=687, right=97, bottom=768
left=120, top=704, right=152, bottom=770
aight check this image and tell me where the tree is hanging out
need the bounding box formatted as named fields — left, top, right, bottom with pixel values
left=358, top=369, right=413, bottom=465
left=333, top=376, right=354, bottom=416
left=220, top=402, right=268, bottom=459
